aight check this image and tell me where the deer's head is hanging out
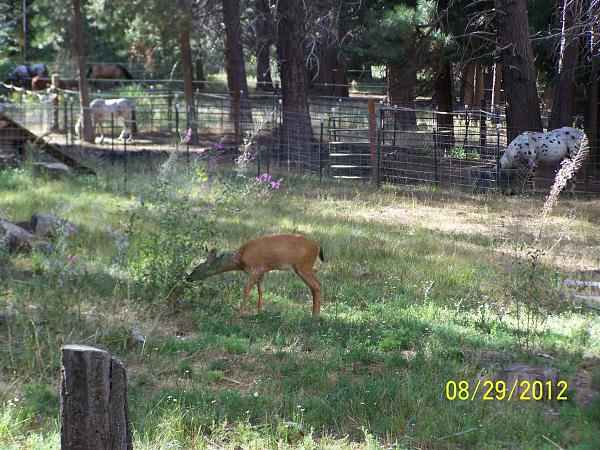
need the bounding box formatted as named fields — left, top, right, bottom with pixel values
left=187, top=248, right=235, bottom=281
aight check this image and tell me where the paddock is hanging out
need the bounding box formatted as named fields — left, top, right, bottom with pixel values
left=2, top=79, right=600, bottom=196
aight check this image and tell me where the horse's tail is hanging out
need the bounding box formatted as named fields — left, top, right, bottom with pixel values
left=131, top=107, right=137, bottom=135
left=86, top=66, right=94, bottom=79
left=117, top=64, right=133, bottom=79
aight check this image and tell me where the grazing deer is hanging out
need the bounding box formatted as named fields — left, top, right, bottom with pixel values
left=186, top=234, right=324, bottom=315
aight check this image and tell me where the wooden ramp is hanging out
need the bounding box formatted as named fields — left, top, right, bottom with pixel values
left=0, top=112, right=95, bottom=175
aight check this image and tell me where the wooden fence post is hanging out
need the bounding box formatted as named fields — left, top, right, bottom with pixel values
left=51, top=74, right=60, bottom=132
left=368, top=98, right=378, bottom=183
left=60, top=345, right=132, bottom=450
left=233, top=90, right=241, bottom=146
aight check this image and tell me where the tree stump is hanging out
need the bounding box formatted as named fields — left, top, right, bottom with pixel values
left=60, top=345, right=132, bottom=450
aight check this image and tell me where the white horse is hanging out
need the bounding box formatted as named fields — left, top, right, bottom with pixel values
left=75, top=98, right=136, bottom=143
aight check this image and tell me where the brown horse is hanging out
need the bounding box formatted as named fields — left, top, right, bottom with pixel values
left=31, top=75, right=69, bottom=91
left=86, top=64, right=133, bottom=86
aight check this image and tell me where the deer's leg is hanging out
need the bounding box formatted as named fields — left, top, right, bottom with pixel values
left=295, top=268, right=322, bottom=316
left=256, top=274, right=265, bottom=313
left=239, top=274, right=257, bottom=316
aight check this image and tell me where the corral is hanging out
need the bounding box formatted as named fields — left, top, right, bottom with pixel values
left=2, top=80, right=599, bottom=197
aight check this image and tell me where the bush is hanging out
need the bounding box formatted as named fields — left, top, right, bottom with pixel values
left=496, top=245, right=571, bottom=349
left=127, top=155, right=216, bottom=308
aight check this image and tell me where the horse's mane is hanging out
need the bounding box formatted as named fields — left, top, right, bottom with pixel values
left=116, top=64, right=133, bottom=79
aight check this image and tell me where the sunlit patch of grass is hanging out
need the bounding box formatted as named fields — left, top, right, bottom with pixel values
left=1, top=164, right=600, bottom=448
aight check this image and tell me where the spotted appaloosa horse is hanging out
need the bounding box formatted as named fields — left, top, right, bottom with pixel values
left=496, top=126, right=588, bottom=191
left=75, top=98, right=136, bottom=143
left=498, top=127, right=587, bottom=171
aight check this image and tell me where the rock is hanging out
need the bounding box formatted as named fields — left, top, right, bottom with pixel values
left=30, top=213, right=63, bottom=238
left=0, top=220, right=34, bottom=253
left=33, top=162, right=72, bottom=179
left=495, top=364, right=560, bottom=400
left=14, top=220, right=34, bottom=233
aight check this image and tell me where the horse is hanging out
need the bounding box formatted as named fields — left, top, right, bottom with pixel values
left=496, top=126, right=588, bottom=191
left=5, top=63, right=48, bottom=87
left=31, top=75, right=70, bottom=91
left=86, top=64, right=133, bottom=87
left=75, top=98, right=137, bottom=143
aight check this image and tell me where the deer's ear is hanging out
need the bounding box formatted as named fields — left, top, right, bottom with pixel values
left=207, top=248, right=217, bottom=263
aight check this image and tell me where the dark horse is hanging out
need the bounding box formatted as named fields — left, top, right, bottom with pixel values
left=86, top=64, right=133, bottom=87
left=5, top=63, right=48, bottom=87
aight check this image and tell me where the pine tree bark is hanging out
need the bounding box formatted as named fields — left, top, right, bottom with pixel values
left=474, top=65, right=485, bottom=107
left=223, top=0, right=250, bottom=142
left=491, top=62, right=503, bottom=107
left=460, top=63, right=476, bottom=106
left=72, top=0, right=93, bottom=143
left=550, top=0, right=580, bottom=129
left=179, top=9, right=197, bottom=131
left=255, top=0, right=273, bottom=91
left=195, top=44, right=205, bottom=90
left=587, top=21, right=599, bottom=170
left=388, top=61, right=417, bottom=128
left=276, top=0, right=312, bottom=165
left=494, top=0, right=542, bottom=141
left=434, top=60, right=454, bottom=151
left=333, top=54, right=349, bottom=97
left=316, top=41, right=336, bottom=96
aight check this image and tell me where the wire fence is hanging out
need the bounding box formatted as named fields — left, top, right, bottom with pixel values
left=1, top=84, right=600, bottom=196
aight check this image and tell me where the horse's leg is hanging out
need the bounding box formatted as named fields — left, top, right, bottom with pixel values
left=98, top=120, right=105, bottom=144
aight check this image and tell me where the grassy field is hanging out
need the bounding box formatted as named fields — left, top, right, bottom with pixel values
left=1, top=158, right=599, bottom=449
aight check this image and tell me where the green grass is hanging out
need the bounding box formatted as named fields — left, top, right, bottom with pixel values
left=1, top=162, right=599, bottom=449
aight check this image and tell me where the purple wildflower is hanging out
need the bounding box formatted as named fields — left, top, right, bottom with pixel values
left=108, top=228, right=119, bottom=238
left=214, top=142, right=224, bottom=151
left=256, top=172, right=273, bottom=183
left=526, top=159, right=537, bottom=170
left=66, top=224, right=78, bottom=234
left=270, top=180, right=282, bottom=190
left=69, top=255, right=78, bottom=263
left=181, top=128, right=193, bottom=145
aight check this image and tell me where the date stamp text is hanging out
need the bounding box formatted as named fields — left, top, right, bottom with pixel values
left=445, top=379, right=568, bottom=401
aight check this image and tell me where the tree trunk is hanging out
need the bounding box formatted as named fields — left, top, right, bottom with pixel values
left=549, top=0, right=580, bottom=129
left=223, top=0, right=250, bottom=143
left=388, top=61, right=417, bottom=128
left=491, top=62, right=503, bottom=107
left=315, top=41, right=335, bottom=96
left=276, top=0, right=312, bottom=167
left=195, top=44, right=205, bottom=91
left=460, top=63, right=476, bottom=106
left=587, top=22, right=599, bottom=171
left=434, top=60, right=454, bottom=151
left=333, top=54, right=349, bottom=97
left=494, top=0, right=542, bottom=141
left=255, top=0, right=273, bottom=91
left=179, top=12, right=197, bottom=132
left=474, top=65, right=485, bottom=107
left=72, top=0, right=93, bottom=143
left=60, top=345, right=132, bottom=450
